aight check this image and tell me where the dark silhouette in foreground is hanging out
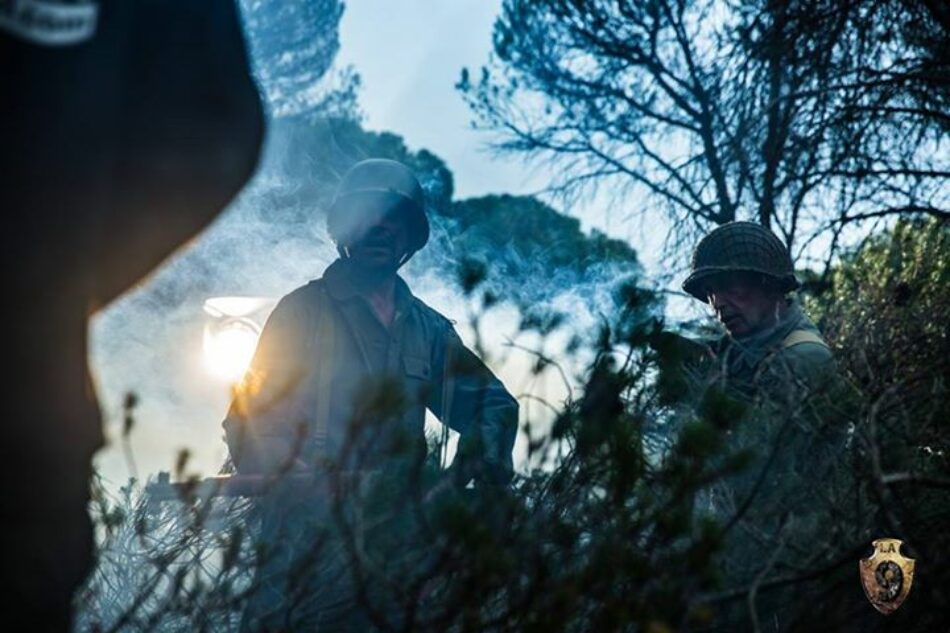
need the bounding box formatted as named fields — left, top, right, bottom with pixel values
left=0, top=1, right=263, bottom=628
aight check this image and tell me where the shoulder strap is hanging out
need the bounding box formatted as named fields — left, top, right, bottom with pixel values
left=782, top=329, right=828, bottom=349
left=439, top=321, right=457, bottom=468
left=308, top=282, right=336, bottom=461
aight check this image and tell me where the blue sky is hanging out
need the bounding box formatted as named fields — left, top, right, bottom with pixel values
left=337, top=1, right=540, bottom=199
left=335, top=0, right=675, bottom=275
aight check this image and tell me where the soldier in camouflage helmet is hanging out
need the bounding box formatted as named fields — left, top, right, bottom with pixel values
left=683, top=221, right=834, bottom=400
left=683, top=224, right=850, bottom=631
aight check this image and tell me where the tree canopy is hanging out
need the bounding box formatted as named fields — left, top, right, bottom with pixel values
left=460, top=0, right=949, bottom=257
left=80, top=3, right=950, bottom=631
left=239, top=0, right=351, bottom=118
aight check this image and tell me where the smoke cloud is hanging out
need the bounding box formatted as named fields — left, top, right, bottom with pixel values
left=89, top=2, right=655, bottom=490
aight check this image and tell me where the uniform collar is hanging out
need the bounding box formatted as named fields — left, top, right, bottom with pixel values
left=721, top=298, right=811, bottom=368
left=323, top=257, right=414, bottom=313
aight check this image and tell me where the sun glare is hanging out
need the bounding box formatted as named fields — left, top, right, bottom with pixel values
left=203, top=319, right=261, bottom=383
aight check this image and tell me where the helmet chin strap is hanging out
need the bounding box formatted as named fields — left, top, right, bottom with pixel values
left=338, top=244, right=411, bottom=269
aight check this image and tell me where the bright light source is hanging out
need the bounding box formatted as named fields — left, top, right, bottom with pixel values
left=203, top=296, right=271, bottom=319
left=201, top=296, right=273, bottom=383
left=203, top=318, right=261, bottom=383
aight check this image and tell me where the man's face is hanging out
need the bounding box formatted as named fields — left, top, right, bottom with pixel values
left=345, top=199, right=411, bottom=274
left=705, top=272, right=782, bottom=338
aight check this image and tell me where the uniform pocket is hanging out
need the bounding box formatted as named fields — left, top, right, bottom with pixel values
left=403, top=355, right=432, bottom=381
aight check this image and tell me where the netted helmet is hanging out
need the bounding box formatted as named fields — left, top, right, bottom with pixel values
left=682, top=221, right=799, bottom=301
left=327, top=159, right=430, bottom=255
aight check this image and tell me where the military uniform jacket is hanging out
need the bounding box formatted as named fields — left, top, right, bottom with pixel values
left=699, top=305, right=852, bottom=630
left=711, top=300, right=834, bottom=402
left=223, top=258, right=518, bottom=483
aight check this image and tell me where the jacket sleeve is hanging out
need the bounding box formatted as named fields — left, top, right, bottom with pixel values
left=222, top=292, right=312, bottom=474
left=428, top=322, right=519, bottom=485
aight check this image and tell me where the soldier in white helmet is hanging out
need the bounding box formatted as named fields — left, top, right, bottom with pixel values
left=224, top=158, right=518, bottom=631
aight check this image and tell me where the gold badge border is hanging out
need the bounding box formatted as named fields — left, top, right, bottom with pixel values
left=859, top=538, right=916, bottom=615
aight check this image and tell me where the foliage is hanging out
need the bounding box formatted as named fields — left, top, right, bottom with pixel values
left=459, top=0, right=949, bottom=255
left=80, top=218, right=950, bottom=630
left=81, top=1, right=950, bottom=629
left=807, top=217, right=950, bottom=406
left=446, top=195, right=639, bottom=272
left=221, top=114, right=651, bottom=310
left=80, top=280, right=733, bottom=632
left=79, top=476, right=255, bottom=632
left=805, top=217, right=950, bottom=491
left=239, top=0, right=354, bottom=118
left=256, top=116, right=456, bottom=223
left=805, top=217, right=950, bottom=618
left=437, top=194, right=645, bottom=309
